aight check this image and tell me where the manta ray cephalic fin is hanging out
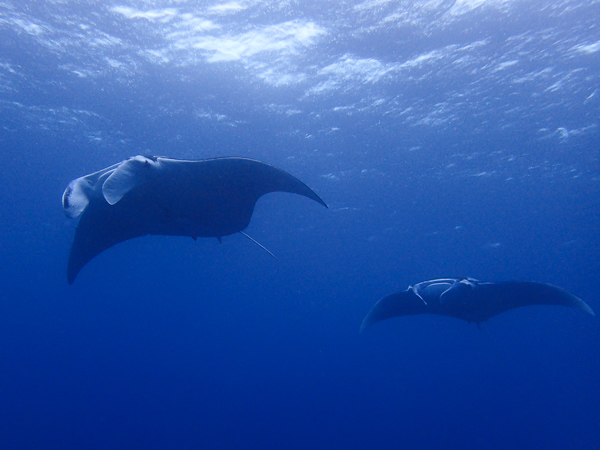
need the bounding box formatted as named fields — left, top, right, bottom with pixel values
left=102, top=156, right=159, bottom=205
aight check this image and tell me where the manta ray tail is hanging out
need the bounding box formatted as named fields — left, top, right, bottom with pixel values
left=239, top=231, right=278, bottom=261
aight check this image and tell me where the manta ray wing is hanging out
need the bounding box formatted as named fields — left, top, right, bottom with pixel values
left=360, top=290, right=429, bottom=332
left=461, top=281, right=595, bottom=322
left=67, top=191, right=152, bottom=284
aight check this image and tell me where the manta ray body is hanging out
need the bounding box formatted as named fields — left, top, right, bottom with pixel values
left=63, top=155, right=327, bottom=284
left=361, top=278, right=594, bottom=331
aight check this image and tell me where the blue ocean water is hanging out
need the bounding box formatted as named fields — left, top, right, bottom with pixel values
left=0, top=0, right=599, bottom=448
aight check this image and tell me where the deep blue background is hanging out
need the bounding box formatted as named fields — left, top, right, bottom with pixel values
left=1, top=1, right=599, bottom=448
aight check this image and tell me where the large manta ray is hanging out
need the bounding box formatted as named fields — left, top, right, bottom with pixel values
left=63, top=155, right=327, bottom=284
left=360, top=278, right=594, bottom=331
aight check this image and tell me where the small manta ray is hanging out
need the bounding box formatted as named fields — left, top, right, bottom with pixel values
left=360, top=277, right=594, bottom=332
left=63, top=155, right=327, bottom=284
